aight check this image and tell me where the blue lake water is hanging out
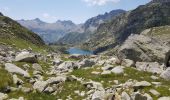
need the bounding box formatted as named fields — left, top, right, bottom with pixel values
left=66, top=47, right=93, bottom=55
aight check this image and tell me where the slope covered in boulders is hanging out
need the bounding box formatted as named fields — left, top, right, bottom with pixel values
left=0, top=44, right=170, bottom=99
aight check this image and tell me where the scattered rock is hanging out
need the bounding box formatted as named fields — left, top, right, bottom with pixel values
left=13, top=74, right=24, bottom=85
left=121, top=91, right=130, bottom=100
left=91, top=91, right=105, bottom=100
left=111, top=66, right=124, bottom=74
left=5, top=63, right=30, bottom=78
left=0, top=92, right=8, bottom=100
left=135, top=62, right=163, bottom=74
left=131, top=92, right=147, bottom=100
left=121, top=59, right=135, bottom=67
left=15, top=51, right=37, bottom=63
left=158, top=97, right=170, bottom=100
left=83, top=81, right=104, bottom=91
left=91, top=71, right=100, bottom=75
left=149, top=89, right=160, bottom=97
left=32, top=63, right=43, bottom=72
left=133, top=81, right=151, bottom=87
left=101, top=70, right=111, bottom=75
left=79, top=58, right=95, bottom=67
left=33, top=81, right=48, bottom=92
left=46, top=76, right=66, bottom=85
left=160, top=67, right=170, bottom=80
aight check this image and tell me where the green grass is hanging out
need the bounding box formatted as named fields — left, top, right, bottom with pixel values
left=56, top=81, right=88, bottom=100
left=8, top=90, right=56, bottom=100
left=0, top=38, right=48, bottom=53
left=0, top=67, right=13, bottom=91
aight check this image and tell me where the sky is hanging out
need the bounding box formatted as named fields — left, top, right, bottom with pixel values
left=0, top=0, right=151, bottom=24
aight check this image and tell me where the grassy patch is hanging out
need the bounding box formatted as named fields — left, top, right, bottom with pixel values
left=0, top=67, right=13, bottom=91
left=0, top=38, right=48, bottom=53
left=8, top=90, right=56, bottom=100
left=56, top=81, right=88, bottom=100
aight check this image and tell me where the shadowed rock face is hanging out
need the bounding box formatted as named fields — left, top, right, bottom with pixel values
left=117, top=34, right=170, bottom=66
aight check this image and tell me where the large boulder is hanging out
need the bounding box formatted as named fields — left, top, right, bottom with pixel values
left=0, top=92, right=8, bottom=100
left=5, top=63, right=30, bottom=78
left=118, top=34, right=170, bottom=66
left=135, top=62, right=164, bottom=74
left=160, top=67, right=170, bottom=80
left=78, top=58, right=96, bottom=67
left=46, top=76, right=66, bottom=85
left=56, top=61, right=78, bottom=71
left=111, top=66, right=124, bottom=74
left=15, top=51, right=37, bottom=63
left=91, top=91, right=105, bottom=100
left=33, top=81, right=48, bottom=92
left=32, top=63, right=43, bottom=72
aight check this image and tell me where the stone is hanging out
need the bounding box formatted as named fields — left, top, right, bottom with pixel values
left=111, top=66, right=124, bottom=74
left=13, top=74, right=24, bottom=85
left=121, top=91, right=130, bottom=100
left=78, top=58, right=95, bottom=67
left=150, top=75, right=159, bottom=80
left=46, top=76, right=66, bottom=85
left=0, top=92, right=8, bottom=100
left=56, top=61, right=77, bottom=71
left=133, top=81, right=151, bottom=87
left=158, top=97, right=170, bottom=100
left=101, top=64, right=114, bottom=71
left=160, top=67, right=170, bottom=80
left=83, top=81, right=104, bottom=91
left=32, top=63, right=43, bottom=72
left=131, top=92, right=147, bottom=100
left=91, top=71, right=100, bottom=75
left=144, top=93, right=153, bottom=100
left=15, top=51, right=37, bottom=63
left=91, top=91, right=105, bottom=100
left=135, top=62, right=164, bottom=74
left=121, top=59, right=135, bottom=67
left=101, top=70, right=111, bottom=75
left=5, top=63, right=30, bottom=78
left=21, top=87, right=31, bottom=93
left=118, top=34, right=170, bottom=65
left=44, top=87, right=54, bottom=93
left=149, top=89, right=160, bottom=97
left=33, top=81, right=48, bottom=92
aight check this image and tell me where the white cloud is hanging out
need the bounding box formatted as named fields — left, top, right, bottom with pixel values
left=83, top=0, right=120, bottom=6
left=42, top=13, right=58, bottom=19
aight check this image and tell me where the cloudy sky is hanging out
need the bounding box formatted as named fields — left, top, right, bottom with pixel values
left=0, top=0, right=150, bottom=24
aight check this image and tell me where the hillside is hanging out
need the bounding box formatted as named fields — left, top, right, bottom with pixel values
left=0, top=13, right=45, bottom=52
left=58, top=9, right=125, bottom=45
left=17, top=19, right=83, bottom=43
left=84, top=1, right=170, bottom=53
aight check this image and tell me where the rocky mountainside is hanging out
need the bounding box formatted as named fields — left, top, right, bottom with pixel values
left=0, top=13, right=45, bottom=51
left=58, top=9, right=125, bottom=45
left=17, top=19, right=83, bottom=44
left=84, top=1, right=170, bottom=53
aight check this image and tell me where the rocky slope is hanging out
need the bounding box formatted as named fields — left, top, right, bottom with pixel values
left=17, top=19, right=83, bottom=44
left=58, top=9, right=125, bottom=45
left=0, top=44, right=170, bottom=99
left=84, top=1, right=170, bottom=53
left=0, top=13, right=45, bottom=52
